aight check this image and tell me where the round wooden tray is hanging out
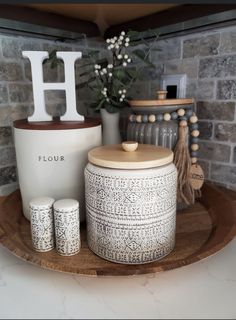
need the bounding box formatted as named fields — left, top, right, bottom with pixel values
left=0, top=183, right=235, bottom=276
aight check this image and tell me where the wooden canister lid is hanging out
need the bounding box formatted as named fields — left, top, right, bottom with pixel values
left=13, top=118, right=101, bottom=130
left=88, top=142, right=173, bottom=169
left=129, top=98, right=194, bottom=107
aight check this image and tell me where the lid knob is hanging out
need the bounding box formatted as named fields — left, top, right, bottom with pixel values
left=122, top=141, right=138, bottom=152
left=156, top=90, right=168, bottom=100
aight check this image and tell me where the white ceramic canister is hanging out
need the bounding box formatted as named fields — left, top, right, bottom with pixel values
left=29, top=196, right=55, bottom=252
left=53, top=199, right=80, bottom=256
left=85, top=141, right=177, bottom=264
left=14, top=119, right=101, bottom=222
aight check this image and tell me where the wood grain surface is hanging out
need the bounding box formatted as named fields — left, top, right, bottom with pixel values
left=0, top=183, right=235, bottom=276
left=88, top=144, right=173, bottom=169
left=129, top=98, right=195, bottom=107
left=13, top=118, right=101, bottom=130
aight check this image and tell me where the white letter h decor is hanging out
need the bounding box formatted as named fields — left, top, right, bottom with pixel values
left=22, top=51, right=84, bottom=122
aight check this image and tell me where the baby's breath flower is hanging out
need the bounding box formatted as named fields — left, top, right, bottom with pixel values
left=121, top=31, right=125, bottom=36
left=123, top=62, right=127, bottom=67
left=125, top=43, right=129, bottom=47
left=106, top=39, right=110, bottom=43
left=127, top=58, right=131, bottom=63
left=124, top=54, right=128, bottom=59
left=108, top=73, right=112, bottom=77
left=118, top=54, right=122, bottom=60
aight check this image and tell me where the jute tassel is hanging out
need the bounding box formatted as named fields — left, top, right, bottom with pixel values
left=195, top=188, right=202, bottom=199
left=173, top=123, right=195, bottom=205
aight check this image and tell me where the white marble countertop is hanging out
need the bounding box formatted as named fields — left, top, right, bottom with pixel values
left=0, top=238, right=236, bottom=319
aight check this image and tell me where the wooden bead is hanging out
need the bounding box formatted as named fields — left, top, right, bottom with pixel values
left=190, top=123, right=199, bottom=130
left=190, top=115, right=198, bottom=124
left=179, top=120, right=188, bottom=127
left=142, top=115, right=148, bottom=123
left=177, top=108, right=185, bottom=116
left=129, top=114, right=135, bottom=122
left=191, top=151, right=198, bottom=158
left=191, top=144, right=199, bottom=151
left=136, top=115, right=142, bottom=123
left=191, top=157, right=197, bottom=164
left=148, top=114, right=156, bottom=123
left=163, top=113, right=171, bottom=121
left=156, top=114, right=163, bottom=121
left=185, top=109, right=193, bottom=118
left=191, top=130, right=200, bottom=137
left=171, top=112, right=178, bottom=120
left=191, top=137, right=199, bottom=144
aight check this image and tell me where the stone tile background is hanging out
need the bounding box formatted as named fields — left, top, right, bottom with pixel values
left=125, top=26, right=236, bottom=191
left=1, top=25, right=236, bottom=194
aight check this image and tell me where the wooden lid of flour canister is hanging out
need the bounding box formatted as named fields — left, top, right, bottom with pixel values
left=88, top=141, right=173, bottom=169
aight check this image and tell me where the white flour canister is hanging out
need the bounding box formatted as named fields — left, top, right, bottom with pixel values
left=14, top=119, right=101, bottom=222
left=85, top=141, right=177, bottom=264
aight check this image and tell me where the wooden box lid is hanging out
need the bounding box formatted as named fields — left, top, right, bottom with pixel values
left=13, top=118, right=101, bottom=130
left=88, top=142, right=173, bottom=169
left=129, top=98, right=194, bottom=107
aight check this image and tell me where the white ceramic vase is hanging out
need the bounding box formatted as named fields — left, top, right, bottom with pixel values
left=100, top=108, right=121, bottom=145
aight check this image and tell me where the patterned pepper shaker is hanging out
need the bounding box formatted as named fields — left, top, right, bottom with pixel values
left=53, top=199, right=80, bottom=256
left=29, top=197, right=55, bottom=252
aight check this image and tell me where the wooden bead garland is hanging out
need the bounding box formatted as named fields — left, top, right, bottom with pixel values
left=129, top=108, right=200, bottom=165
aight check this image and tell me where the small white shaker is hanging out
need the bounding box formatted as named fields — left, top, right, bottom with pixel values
left=53, top=199, right=80, bottom=256
left=29, top=197, right=55, bottom=252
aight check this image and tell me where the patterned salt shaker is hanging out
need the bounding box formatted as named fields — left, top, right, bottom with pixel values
left=53, top=199, right=80, bottom=256
left=29, top=197, right=55, bottom=252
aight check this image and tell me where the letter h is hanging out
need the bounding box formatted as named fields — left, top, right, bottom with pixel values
left=22, top=51, right=83, bottom=122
